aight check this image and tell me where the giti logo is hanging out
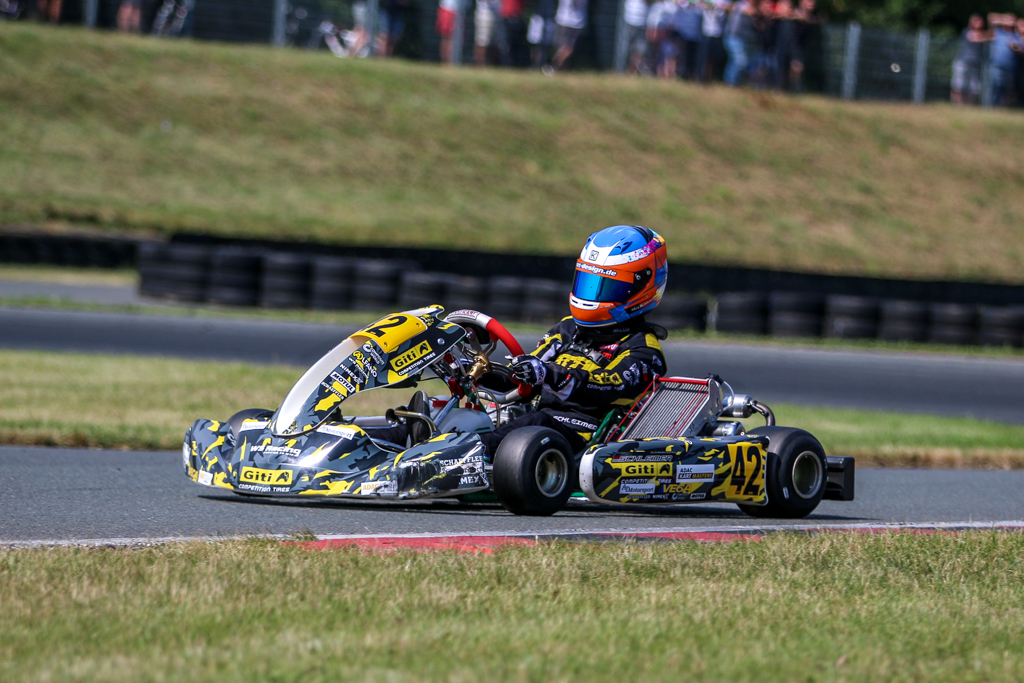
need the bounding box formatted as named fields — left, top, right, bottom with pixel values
left=240, top=466, right=293, bottom=486
left=612, top=462, right=673, bottom=477
left=391, top=341, right=432, bottom=373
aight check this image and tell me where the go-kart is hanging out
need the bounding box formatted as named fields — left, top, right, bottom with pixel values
left=183, top=306, right=854, bottom=517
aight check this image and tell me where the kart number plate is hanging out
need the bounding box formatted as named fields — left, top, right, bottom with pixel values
left=355, top=314, right=428, bottom=352
left=240, top=466, right=293, bottom=486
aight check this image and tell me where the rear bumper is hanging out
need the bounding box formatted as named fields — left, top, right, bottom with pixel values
left=823, top=456, right=855, bottom=501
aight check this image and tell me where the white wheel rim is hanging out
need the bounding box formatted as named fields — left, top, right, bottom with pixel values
left=792, top=451, right=823, bottom=500
left=535, top=449, right=568, bottom=498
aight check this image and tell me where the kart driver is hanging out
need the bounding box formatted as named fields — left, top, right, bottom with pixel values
left=379, top=225, right=669, bottom=456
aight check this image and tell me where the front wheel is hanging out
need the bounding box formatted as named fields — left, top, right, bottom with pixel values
left=492, top=427, right=574, bottom=516
left=738, top=426, right=827, bottom=519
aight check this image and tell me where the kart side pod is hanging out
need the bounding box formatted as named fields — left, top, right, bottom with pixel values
left=579, top=436, right=769, bottom=506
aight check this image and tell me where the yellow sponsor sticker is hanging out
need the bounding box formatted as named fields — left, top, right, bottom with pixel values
left=240, top=466, right=293, bottom=486
left=391, top=340, right=433, bottom=373
left=610, top=462, right=674, bottom=478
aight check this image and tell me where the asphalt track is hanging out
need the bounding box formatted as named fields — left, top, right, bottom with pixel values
left=2, top=446, right=1023, bottom=543
left=2, top=307, right=1024, bottom=422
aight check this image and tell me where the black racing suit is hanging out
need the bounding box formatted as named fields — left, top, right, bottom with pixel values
left=369, top=316, right=667, bottom=457
left=477, top=316, right=667, bottom=455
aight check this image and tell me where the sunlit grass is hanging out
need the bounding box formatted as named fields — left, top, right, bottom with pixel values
left=1, top=349, right=1023, bottom=466
left=2, top=24, right=1024, bottom=282
left=2, top=532, right=1023, bottom=682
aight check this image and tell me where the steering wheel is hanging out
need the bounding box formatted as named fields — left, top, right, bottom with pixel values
left=444, top=309, right=533, bottom=399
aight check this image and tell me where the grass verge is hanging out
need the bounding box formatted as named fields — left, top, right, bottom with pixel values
left=3, top=24, right=1024, bottom=283
left=1, top=348, right=1023, bottom=467
left=2, top=532, right=1024, bottom=682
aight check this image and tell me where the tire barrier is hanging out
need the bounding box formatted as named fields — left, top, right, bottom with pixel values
left=648, top=294, right=708, bottom=332
left=0, top=232, right=137, bottom=268
left=110, top=237, right=1024, bottom=345
left=716, top=292, right=768, bottom=335
left=927, top=303, right=978, bottom=346
left=878, top=299, right=928, bottom=342
left=824, top=295, right=879, bottom=339
left=978, top=306, right=1024, bottom=348
left=260, top=252, right=312, bottom=309
left=768, top=291, right=825, bottom=338
left=522, top=279, right=566, bottom=324
left=207, top=248, right=262, bottom=307
left=310, top=256, right=354, bottom=311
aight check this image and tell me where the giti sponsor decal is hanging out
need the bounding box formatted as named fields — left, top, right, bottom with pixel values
left=612, top=461, right=673, bottom=477
left=240, top=466, right=293, bottom=486
left=675, top=464, right=715, bottom=483
left=391, top=340, right=433, bottom=373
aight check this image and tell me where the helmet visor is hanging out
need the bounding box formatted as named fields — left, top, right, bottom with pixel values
left=572, top=270, right=638, bottom=303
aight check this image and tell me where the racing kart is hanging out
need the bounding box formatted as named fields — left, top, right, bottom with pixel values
left=183, top=306, right=854, bottom=517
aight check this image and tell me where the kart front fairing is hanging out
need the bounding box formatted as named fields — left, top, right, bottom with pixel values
left=183, top=419, right=488, bottom=499
left=182, top=306, right=490, bottom=499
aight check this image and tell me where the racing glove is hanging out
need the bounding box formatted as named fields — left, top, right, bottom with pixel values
left=509, top=355, right=547, bottom=386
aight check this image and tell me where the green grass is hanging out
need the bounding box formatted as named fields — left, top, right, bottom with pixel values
left=3, top=24, right=1024, bottom=283
left=2, top=532, right=1024, bottom=681
left=1, top=348, right=1023, bottom=466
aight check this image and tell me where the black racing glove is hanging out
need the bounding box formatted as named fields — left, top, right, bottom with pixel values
left=509, top=355, right=547, bottom=386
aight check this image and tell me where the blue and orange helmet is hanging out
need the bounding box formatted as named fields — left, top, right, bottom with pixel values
left=569, top=226, right=668, bottom=327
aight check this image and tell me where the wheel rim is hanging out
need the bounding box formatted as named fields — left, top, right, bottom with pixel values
left=535, top=449, right=568, bottom=498
left=791, top=451, right=823, bottom=499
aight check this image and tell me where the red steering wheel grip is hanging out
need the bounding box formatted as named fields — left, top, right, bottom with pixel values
left=444, top=309, right=533, bottom=396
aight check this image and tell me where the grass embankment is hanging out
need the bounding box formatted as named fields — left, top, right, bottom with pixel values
left=2, top=349, right=1022, bottom=467
left=2, top=533, right=1024, bottom=681
left=3, top=24, right=1024, bottom=282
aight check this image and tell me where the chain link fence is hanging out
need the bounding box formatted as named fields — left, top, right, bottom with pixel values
left=29, top=0, right=1015, bottom=106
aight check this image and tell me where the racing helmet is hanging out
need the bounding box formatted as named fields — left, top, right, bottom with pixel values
left=570, top=225, right=668, bottom=327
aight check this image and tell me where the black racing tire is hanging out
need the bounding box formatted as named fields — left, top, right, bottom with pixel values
left=825, top=295, right=879, bottom=320
left=227, top=408, right=274, bottom=442
left=737, top=426, right=828, bottom=519
left=492, top=426, right=574, bottom=516
left=444, top=275, right=485, bottom=312
left=824, top=315, right=878, bottom=339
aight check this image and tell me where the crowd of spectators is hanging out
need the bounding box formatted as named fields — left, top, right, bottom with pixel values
left=951, top=12, right=1024, bottom=107
left=451, top=0, right=823, bottom=91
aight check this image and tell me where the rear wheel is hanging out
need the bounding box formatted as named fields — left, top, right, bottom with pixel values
left=738, top=426, right=827, bottom=519
left=492, top=427, right=574, bottom=516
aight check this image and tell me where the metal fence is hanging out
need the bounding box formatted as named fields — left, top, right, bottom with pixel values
left=45, top=0, right=1012, bottom=106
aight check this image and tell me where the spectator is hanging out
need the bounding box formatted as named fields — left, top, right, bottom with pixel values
left=623, top=0, right=651, bottom=75
left=951, top=14, right=989, bottom=105
left=1014, top=18, right=1024, bottom=107
left=498, top=0, right=529, bottom=67
left=789, top=0, right=822, bottom=92
left=723, top=0, right=754, bottom=86
left=749, top=0, right=777, bottom=88
left=37, top=0, right=60, bottom=23
left=549, top=0, right=588, bottom=71
left=474, top=0, right=499, bottom=65
left=698, top=0, right=730, bottom=83
left=988, top=12, right=1017, bottom=106
left=673, top=0, right=703, bottom=80
left=773, top=0, right=797, bottom=89
left=527, top=0, right=557, bottom=69
left=647, top=0, right=678, bottom=78
left=437, top=0, right=458, bottom=63
left=117, top=0, right=141, bottom=32
left=377, top=0, right=409, bottom=56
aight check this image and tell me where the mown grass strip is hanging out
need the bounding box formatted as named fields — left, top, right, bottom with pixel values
left=1, top=532, right=1023, bottom=682
left=3, top=24, right=1024, bottom=282
left=1, top=348, right=1023, bottom=466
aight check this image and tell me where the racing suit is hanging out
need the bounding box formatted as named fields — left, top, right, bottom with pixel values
left=477, top=315, right=667, bottom=456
